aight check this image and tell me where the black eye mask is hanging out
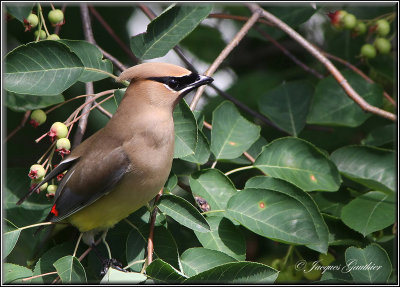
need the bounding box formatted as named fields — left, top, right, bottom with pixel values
left=148, top=73, right=200, bottom=92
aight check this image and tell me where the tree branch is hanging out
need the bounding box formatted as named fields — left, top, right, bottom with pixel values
left=74, top=4, right=95, bottom=148
left=6, top=111, right=31, bottom=142
left=247, top=3, right=396, bottom=122
left=190, top=9, right=262, bottom=110
left=88, top=6, right=139, bottom=64
left=147, top=189, right=163, bottom=265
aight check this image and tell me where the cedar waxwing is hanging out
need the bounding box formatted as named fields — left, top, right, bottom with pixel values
left=17, top=63, right=213, bottom=249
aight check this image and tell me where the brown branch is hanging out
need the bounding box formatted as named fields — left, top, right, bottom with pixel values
left=6, top=111, right=31, bottom=142
left=190, top=9, right=262, bottom=110
left=138, top=4, right=287, bottom=134
left=208, top=12, right=273, bottom=26
left=255, top=26, right=324, bottom=79
left=88, top=6, right=139, bottom=64
left=147, top=189, right=163, bottom=265
left=97, top=46, right=127, bottom=72
left=94, top=100, right=113, bottom=119
left=74, top=4, right=96, bottom=148
left=247, top=3, right=396, bottom=122
left=322, top=51, right=396, bottom=106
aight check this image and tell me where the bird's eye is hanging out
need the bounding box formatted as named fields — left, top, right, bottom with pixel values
left=168, top=78, right=179, bottom=89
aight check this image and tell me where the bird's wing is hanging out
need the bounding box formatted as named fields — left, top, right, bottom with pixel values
left=16, top=157, right=79, bottom=205
left=44, top=145, right=131, bottom=223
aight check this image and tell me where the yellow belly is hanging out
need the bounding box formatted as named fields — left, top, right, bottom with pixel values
left=67, top=174, right=164, bottom=232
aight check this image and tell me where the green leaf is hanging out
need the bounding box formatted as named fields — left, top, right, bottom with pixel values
left=323, top=214, right=364, bottom=246
left=307, top=70, right=383, bottom=127
left=173, top=100, right=198, bottom=158
left=181, top=130, right=210, bottom=164
left=164, top=173, right=178, bottom=193
left=211, top=101, right=260, bottom=160
left=180, top=24, right=225, bottom=63
left=130, top=5, right=212, bottom=60
left=345, top=244, right=392, bottom=283
left=362, top=124, right=394, bottom=147
left=185, top=261, right=278, bottom=283
left=146, top=259, right=186, bottom=282
left=331, top=145, right=395, bottom=193
left=157, top=194, right=210, bottom=232
left=53, top=255, right=87, bottom=283
left=101, top=268, right=147, bottom=284
left=181, top=248, right=237, bottom=277
left=3, top=225, right=21, bottom=259
left=6, top=3, right=34, bottom=23
left=194, top=216, right=246, bottom=260
left=341, top=191, right=395, bottom=237
left=258, top=80, right=313, bottom=136
left=58, top=40, right=113, bottom=82
left=125, top=228, right=146, bottom=272
left=253, top=6, right=316, bottom=40
left=32, top=241, right=75, bottom=283
left=6, top=92, right=64, bottom=112
left=4, top=41, right=84, bottom=96
left=190, top=169, right=237, bottom=217
left=4, top=263, right=33, bottom=283
left=242, top=177, right=329, bottom=253
left=254, top=137, right=341, bottom=192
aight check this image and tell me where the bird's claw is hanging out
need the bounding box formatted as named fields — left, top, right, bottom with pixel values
left=100, top=258, right=128, bottom=276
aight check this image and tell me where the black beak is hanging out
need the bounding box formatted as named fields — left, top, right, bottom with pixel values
left=180, top=75, right=214, bottom=97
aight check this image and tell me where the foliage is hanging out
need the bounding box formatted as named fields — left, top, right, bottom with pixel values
left=4, top=2, right=396, bottom=284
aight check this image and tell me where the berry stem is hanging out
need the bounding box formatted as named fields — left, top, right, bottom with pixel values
left=50, top=3, right=55, bottom=10
left=35, top=4, right=43, bottom=42
left=37, top=141, right=56, bottom=164
left=38, top=4, right=50, bottom=37
left=46, top=95, right=89, bottom=114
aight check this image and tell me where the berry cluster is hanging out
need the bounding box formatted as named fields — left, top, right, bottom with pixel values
left=23, top=8, right=64, bottom=41
left=28, top=110, right=71, bottom=198
left=328, top=10, right=392, bottom=59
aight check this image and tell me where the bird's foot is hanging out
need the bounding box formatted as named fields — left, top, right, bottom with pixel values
left=100, top=258, right=128, bottom=277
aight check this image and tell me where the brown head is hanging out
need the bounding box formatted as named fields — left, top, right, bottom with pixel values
left=117, top=62, right=213, bottom=110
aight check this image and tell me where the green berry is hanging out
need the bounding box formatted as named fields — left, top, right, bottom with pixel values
left=303, top=263, right=322, bottom=280
left=34, top=29, right=46, bottom=40
left=48, top=9, right=64, bottom=25
left=50, top=122, right=68, bottom=139
left=343, top=13, right=357, bottom=29
left=319, top=253, right=335, bottom=266
left=31, top=179, right=48, bottom=192
left=374, top=37, right=391, bottom=54
left=376, top=19, right=390, bottom=36
left=47, top=34, right=60, bottom=40
left=56, top=138, right=71, bottom=150
left=29, top=164, right=46, bottom=179
left=47, top=184, right=57, bottom=195
left=30, top=109, right=47, bottom=127
left=26, top=13, right=39, bottom=28
left=354, top=21, right=367, bottom=35
left=360, top=44, right=376, bottom=59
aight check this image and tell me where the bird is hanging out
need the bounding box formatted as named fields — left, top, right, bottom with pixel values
left=17, top=62, right=213, bottom=271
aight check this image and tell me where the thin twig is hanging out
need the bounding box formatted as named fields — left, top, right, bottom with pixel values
left=247, top=3, right=396, bottom=122
left=75, top=4, right=95, bottom=147
left=138, top=4, right=287, bottom=133
left=97, top=46, right=127, bottom=72
left=94, top=100, right=113, bottom=118
left=322, top=51, right=396, bottom=106
left=88, top=6, right=139, bottom=64
left=255, top=26, right=324, bottom=79
left=147, top=189, right=163, bottom=265
left=190, top=9, right=262, bottom=110
left=6, top=111, right=31, bottom=142
left=208, top=12, right=273, bottom=26
left=22, top=271, right=58, bottom=282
